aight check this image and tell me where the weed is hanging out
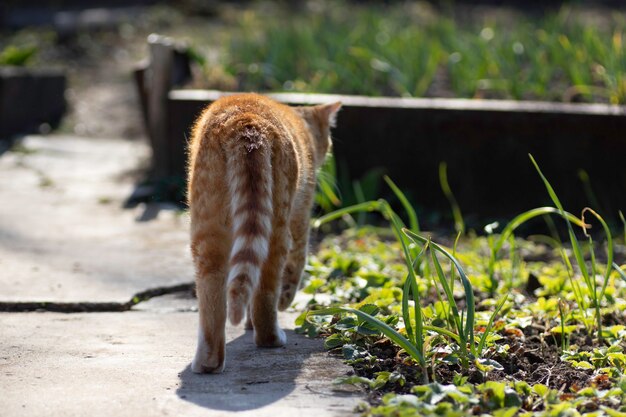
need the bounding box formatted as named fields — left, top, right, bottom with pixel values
left=301, top=154, right=625, bottom=416
left=0, top=45, right=37, bottom=66
left=191, top=3, right=626, bottom=104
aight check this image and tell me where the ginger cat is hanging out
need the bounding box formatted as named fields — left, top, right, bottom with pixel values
left=187, top=93, right=341, bottom=373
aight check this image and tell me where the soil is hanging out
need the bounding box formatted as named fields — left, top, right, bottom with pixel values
left=316, top=226, right=624, bottom=410
left=338, top=323, right=612, bottom=412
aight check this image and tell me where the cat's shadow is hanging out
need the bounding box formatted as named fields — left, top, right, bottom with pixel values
left=176, top=328, right=315, bottom=411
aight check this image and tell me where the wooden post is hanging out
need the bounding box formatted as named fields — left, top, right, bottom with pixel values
left=145, top=34, right=175, bottom=177
left=139, top=34, right=192, bottom=178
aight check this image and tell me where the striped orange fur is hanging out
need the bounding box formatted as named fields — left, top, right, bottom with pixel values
left=188, top=93, right=341, bottom=373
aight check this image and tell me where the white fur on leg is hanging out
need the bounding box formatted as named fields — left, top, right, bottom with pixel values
left=191, top=326, right=225, bottom=374
left=254, top=324, right=287, bottom=347
left=275, top=326, right=287, bottom=346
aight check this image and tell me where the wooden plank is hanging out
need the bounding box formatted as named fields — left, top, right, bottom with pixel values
left=167, top=90, right=626, bottom=222
left=170, top=89, right=626, bottom=116
left=0, top=67, right=66, bottom=140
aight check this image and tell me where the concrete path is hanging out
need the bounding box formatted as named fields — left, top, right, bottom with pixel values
left=0, top=135, right=192, bottom=303
left=0, top=135, right=363, bottom=416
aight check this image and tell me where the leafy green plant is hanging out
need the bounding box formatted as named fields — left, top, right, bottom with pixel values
left=483, top=207, right=586, bottom=296
left=0, top=45, right=37, bottom=66
left=383, top=175, right=419, bottom=234
left=195, top=3, right=626, bottom=103
left=311, top=303, right=428, bottom=380
left=529, top=154, right=614, bottom=341
left=300, top=148, right=626, bottom=416
left=312, top=198, right=430, bottom=379
left=310, top=195, right=517, bottom=381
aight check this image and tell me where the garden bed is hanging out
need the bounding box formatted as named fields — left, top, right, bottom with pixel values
left=0, top=66, right=66, bottom=140
left=295, top=192, right=626, bottom=416
left=166, top=88, right=626, bottom=223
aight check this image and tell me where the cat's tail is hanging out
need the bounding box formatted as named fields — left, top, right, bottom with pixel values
left=225, top=123, right=273, bottom=325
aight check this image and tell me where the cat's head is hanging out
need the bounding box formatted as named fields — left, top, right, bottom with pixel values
left=295, top=102, right=342, bottom=167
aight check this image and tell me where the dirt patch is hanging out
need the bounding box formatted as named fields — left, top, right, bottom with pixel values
left=338, top=325, right=601, bottom=411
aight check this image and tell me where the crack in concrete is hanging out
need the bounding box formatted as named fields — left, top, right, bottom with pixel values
left=0, top=282, right=194, bottom=313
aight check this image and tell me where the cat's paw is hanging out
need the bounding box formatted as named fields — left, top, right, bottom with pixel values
left=191, top=327, right=225, bottom=374
left=191, top=355, right=225, bottom=374
left=255, top=326, right=287, bottom=348
left=278, top=283, right=297, bottom=311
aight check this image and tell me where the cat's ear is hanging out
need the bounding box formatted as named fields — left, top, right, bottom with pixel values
left=317, top=102, right=342, bottom=128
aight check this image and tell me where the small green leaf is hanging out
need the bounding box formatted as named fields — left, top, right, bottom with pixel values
left=513, top=381, right=532, bottom=396
left=576, top=387, right=596, bottom=396
left=356, top=324, right=381, bottom=336
left=476, top=358, right=504, bottom=372
left=334, top=317, right=357, bottom=330
left=333, top=375, right=375, bottom=388
left=571, top=360, right=594, bottom=370
left=342, top=344, right=360, bottom=360
left=533, top=384, right=549, bottom=396
left=358, top=303, right=380, bottom=316
left=602, top=407, right=626, bottom=417
left=494, top=407, right=520, bottom=417
left=373, top=371, right=391, bottom=389
left=324, top=333, right=346, bottom=350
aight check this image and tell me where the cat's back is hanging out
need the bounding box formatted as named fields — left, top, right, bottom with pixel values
left=196, top=93, right=303, bottom=148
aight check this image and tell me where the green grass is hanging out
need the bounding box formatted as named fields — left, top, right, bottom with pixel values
left=0, top=44, right=37, bottom=66
left=192, top=2, right=626, bottom=104
left=299, top=156, right=626, bottom=416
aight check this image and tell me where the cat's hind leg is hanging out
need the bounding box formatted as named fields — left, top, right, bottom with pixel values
left=278, top=200, right=311, bottom=311
left=189, top=153, right=232, bottom=374
left=252, top=219, right=290, bottom=347
left=252, top=165, right=296, bottom=347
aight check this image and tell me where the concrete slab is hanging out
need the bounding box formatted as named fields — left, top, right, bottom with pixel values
left=0, top=307, right=362, bottom=417
left=0, top=135, right=193, bottom=303
left=0, top=134, right=364, bottom=415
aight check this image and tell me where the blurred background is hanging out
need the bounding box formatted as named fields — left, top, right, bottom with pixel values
left=1, top=0, right=625, bottom=228
left=3, top=0, right=625, bottom=136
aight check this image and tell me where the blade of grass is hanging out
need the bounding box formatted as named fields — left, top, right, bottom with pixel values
left=439, top=161, right=465, bottom=235
left=423, top=325, right=463, bottom=345
left=559, top=245, right=591, bottom=333
left=477, top=294, right=508, bottom=355
left=402, top=243, right=429, bottom=346
left=578, top=169, right=602, bottom=212
left=451, top=230, right=462, bottom=293
left=430, top=247, right=465, bottom=346
left=384, top=175, right=420, bottom=233
left=353, top=180, right=367, bottom=226
left=528, top=155, right=591, bottom=287
left=613, top=262, right=626, bottom=283
left=403, top=229, right=476, bottom=354
left=313, top=201, right=379, bottom=228
left=529, top=154, right=603, bottom=340
left=313, top=198, right=425, bottom=362
left=582, top=208, right=614, bottom=302
left=558, top=299, right=569, bottom=352
left=426, top=240, right=456, bottom=341
left=378, top=201, right=424, bottom=360
left=493, top=207, right=587, bottom=254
